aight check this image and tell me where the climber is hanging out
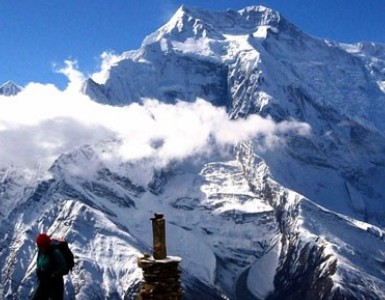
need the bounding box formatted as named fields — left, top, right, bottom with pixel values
left=31, top=233, right=67, bottom=300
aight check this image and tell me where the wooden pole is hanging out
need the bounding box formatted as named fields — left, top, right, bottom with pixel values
left=151, top=213, right=167, bottom=259
left=137, top=214, right=183, bottom=299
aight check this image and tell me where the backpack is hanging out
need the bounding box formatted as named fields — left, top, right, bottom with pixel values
left=51, top=239, right=75, bottom=274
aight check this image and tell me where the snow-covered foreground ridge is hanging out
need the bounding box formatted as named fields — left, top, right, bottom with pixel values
left=1, top=5, right=385, bottom=300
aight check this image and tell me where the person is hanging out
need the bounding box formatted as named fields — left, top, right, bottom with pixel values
left=32, top=233, right=67, bottom=300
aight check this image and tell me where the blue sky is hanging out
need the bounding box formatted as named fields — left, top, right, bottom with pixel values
left=1, top=0, right=384, bottom=89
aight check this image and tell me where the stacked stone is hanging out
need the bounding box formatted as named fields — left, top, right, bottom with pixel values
left=137, top=213, right=183, bottom=300
left=137, top=254, right=183, bottom=300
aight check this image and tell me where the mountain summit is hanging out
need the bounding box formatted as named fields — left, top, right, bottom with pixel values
left=145, top=5, right=285, bottom=42
left=83, top=5, right=296, bottom=107
left=2, top=5, right=385, bottom=300
left=84, top=5, right=385, bottom=131
left=0, top=81, right=22, bottom=96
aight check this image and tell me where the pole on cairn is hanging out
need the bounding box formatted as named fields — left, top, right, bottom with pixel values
left=137, top=213, right=183, bottom=300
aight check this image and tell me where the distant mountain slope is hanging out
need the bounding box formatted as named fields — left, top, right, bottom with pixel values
left=0, top=81, right=22, bottom=96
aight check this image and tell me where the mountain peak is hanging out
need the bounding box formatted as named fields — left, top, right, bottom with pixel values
left=0, top=80, right=22, bottom=96
left=175, top=4, right=281, bottom=27
left=144, top=5, right=285, bottom=45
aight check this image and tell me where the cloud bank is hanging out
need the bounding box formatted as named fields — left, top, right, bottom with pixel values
left=0, top=63, right=310, bottom=174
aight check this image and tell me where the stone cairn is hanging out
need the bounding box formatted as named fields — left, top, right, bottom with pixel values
left=137, top=213, right=183, bottom=300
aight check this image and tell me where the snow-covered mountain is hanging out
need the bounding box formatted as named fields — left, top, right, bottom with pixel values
left=85, top=5, right=385, bottom=226
left=0, top=81, right=22, bottom=96
left=1, top=5, right=385, bottom=300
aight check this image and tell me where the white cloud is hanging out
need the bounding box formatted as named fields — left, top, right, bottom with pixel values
left=91, top=52, right=121, bottom=84
left=0, top=67, right=310, bottom=174
left=55, top=60, right=85, bottom=92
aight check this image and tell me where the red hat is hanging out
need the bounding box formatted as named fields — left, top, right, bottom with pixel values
left=36, top=233, right=51, bottom=250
